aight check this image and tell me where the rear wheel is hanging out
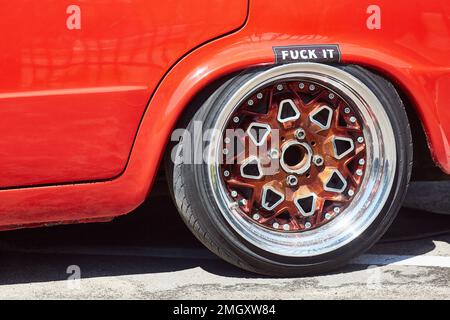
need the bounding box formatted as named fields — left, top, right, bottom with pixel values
left=167, top=63, right=412, bottom=276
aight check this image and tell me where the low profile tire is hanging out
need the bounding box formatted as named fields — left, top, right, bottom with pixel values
left=166, top=63, right=412, bottom=276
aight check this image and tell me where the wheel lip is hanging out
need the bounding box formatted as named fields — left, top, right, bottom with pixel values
left=206, top=63, right=397, bottom=258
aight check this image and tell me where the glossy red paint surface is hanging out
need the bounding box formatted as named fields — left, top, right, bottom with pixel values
left=0, top=0, right=247, bottom=187
left=0, top=0, right=449, bottom=230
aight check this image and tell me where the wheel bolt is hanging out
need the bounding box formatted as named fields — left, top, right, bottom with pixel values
left=222, top=148, right=229, bottom=155
left=313, top=155, right=324, bottom=166
left=247, top=99, right=254, bottom=106
left=359, top=159, right=365, bottom=165
left=283, top=224, right=290, bottom=231
left=233, top=116, right=240, bottom=123
left=286, top=175, right=298, bottom=187
left=273, top=222, right=280, bottom=229
left=231, top=190, right=238, bottom=197
left=304, top=222, right=311, bottom=229
left=253, top=213, right=260, bottom=220
left=224, top=170, right=230, bottom=177
left=295, top=128, right=306, bottom=140
left=277, top=84, right=283, bottom=91
left=333, top=207, right=340, bottom=214
left=356, top=169, right=363, bottom=176
left=268, top=149, right=280, bottom=159
left=299, top=83, right=305, bottom=89
left=348, top=189, right=355, bottom=196
left=256, top=93, right=263, bottom=99
left=309, top=84, right=315, bottom=91
left=224, top=137, right=231, bottom=144
left=357, top=136, right=364, bottom=143
left=350, top=116, right=357, bottom=123
left=328, top=93, right=335, bottom=99
left=325, top=213, right=332, bottom=220
left=344, top=107, right=351, bottom=114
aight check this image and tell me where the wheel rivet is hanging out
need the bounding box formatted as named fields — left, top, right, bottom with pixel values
left=277, top=84, right=283, bottom=91
left=348, top=189, right=355, bottom=196
left=304, top=222, right=312, bottom=229
left=252, top=213, right=260, bottom=220
left=256, top=93, right=263, bottom=99
left=344, top=107, right=351, bottom=114
left=350, top=116, right=357, bottom=123
left=273, top=222, right=280, bottom=229
left=268, top=149, right=280, bottom=159
left=286, top=175, right=298, bottom=187
left=313, top=155, right=324, bottom=166
left=333, top=207, right=340, bottom=214
left=222, top=148, right=229, bottom=155
left=357, top=136, right=364, bottom=143
left=247, top=99, right=254, bottom=106
left=224, top=170, right=230, bottom=177
left=325, top=213, right=332, bottom=220
left=359, top=159, right=365, bottom=165
left=283, top=224, right=290, bottom=231
left=231, top=190, right=238, bottom=197
left=224, top=137, right=231, bottom=144
left=295, top=128, right=306, bottom=140
left=238, top=199, right=247, bottom=206
left=356, top=169, right=363, bottom=176
left=328, top=93, right=335, bottom=99
left=299, top=83, right=305, bottom=89
left=233, top=116, right=240, bottom=123
left=309, top=84, right=315, bottom=91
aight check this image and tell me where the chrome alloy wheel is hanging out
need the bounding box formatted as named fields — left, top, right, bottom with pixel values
left=207, top=63, right=397, bottom=257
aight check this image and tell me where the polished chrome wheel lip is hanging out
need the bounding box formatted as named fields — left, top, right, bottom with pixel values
left=207, top=63, right=397, bottom=257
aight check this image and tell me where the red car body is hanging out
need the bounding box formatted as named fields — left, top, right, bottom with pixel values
left=0, top=0, right=448, bottom=230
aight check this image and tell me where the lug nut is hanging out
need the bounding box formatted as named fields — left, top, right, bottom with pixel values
left=295, top=128, right=306, bottom=140
left=238, top=199, right=247, bottom=206
left=286, top=175, right=298, bottom=187
left=313, top=155, right=324, bottom=166
left=268, top=149, right=280, bottom=159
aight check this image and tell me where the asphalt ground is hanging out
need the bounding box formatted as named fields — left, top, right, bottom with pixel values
left=0, top=182, right=448, bottom=299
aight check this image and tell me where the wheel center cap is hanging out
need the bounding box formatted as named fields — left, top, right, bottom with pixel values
left=280, top=140, right=312, bottom=175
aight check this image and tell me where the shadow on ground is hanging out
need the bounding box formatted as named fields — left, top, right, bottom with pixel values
left=0, top=184, right=449, bottom=285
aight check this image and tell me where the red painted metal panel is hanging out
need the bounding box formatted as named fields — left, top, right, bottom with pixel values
left=0, top=0, right=248, bottom=187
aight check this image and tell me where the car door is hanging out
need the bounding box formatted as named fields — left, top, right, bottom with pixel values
left=0, top=0, right=248, bottom=187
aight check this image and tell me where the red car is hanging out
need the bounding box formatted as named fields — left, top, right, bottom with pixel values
left=0, top=0, right=448, bottom=276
